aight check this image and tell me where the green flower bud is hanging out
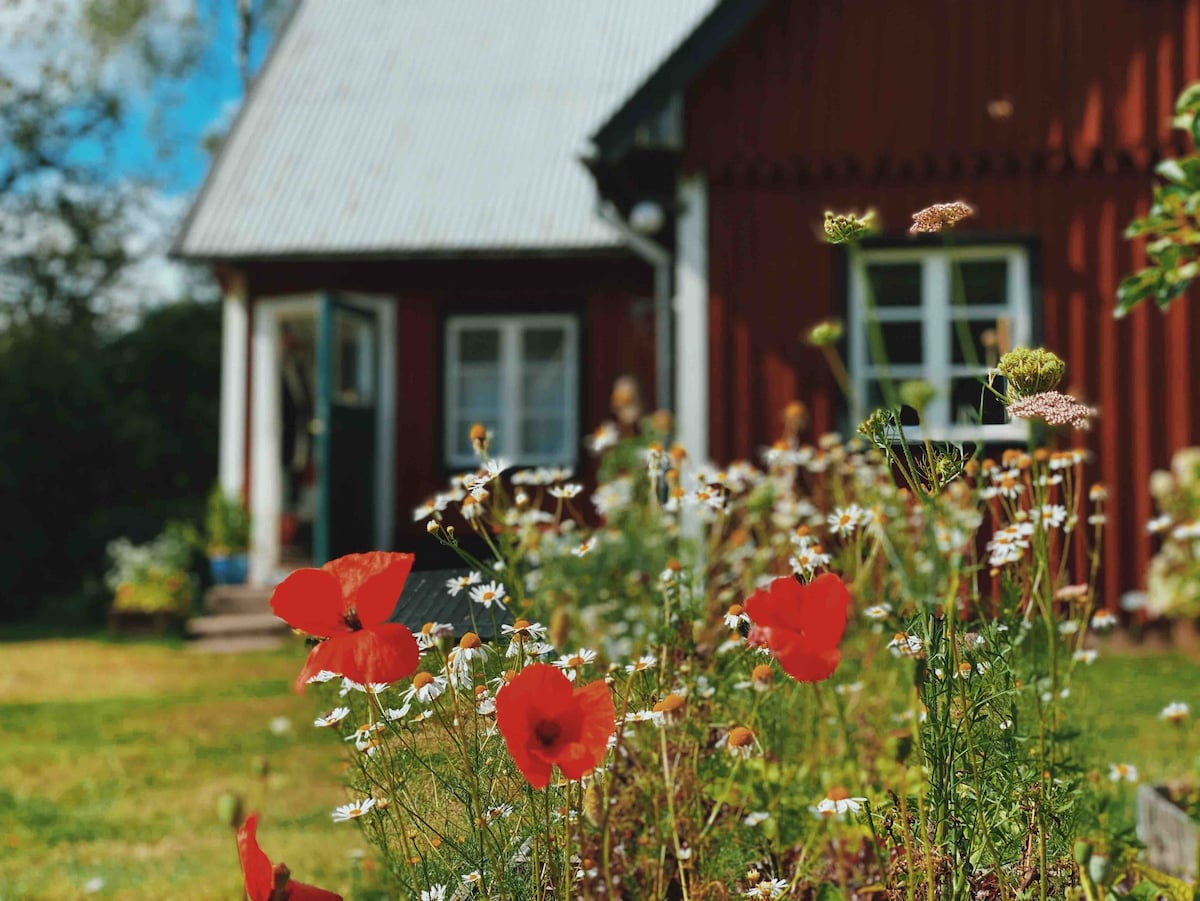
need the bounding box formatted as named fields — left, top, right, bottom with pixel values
left=823, top=210, right=879, bottom=245
left=898, top=379, right=937, bottom=415
left=807, top=319, right=845, bottom=347
left=1087, top=854, right=1110, bottom=884
left=995, top=346, right=1066, bottom=399
left=218, top=792, right=244, bottom=829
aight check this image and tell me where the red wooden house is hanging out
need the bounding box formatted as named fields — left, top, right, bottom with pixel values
left=179, top=0, right=1200, bottom=607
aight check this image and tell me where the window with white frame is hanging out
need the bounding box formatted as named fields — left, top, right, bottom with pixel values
left=847, top=246, right=1033, bottom=441
left=444, top=315, right=579, bottom=467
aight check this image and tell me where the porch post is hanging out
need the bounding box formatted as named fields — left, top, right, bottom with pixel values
left=675, top=175, right=709, bottom=462
left=218, top=281, right=248, bottom=496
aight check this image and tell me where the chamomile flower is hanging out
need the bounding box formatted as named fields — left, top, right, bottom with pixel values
left=305, top=669, right=339, bottom=685
left=469, top=580, right=507, bottom=609
left=863, top=603, right=892, bottom=621
left=887, top=632, right=924, bottom=658
left=446, top=571, right=482, bottom=597
left=416, top=620, right=455, bottom=649
left=743, top=811, right=770, bottom=827
left=401, top=671, right=448, bottom=705
left=313, top=707, right=351, bottom=728
left=1091, top=610, right=1119, bottom=631
left=1161, top=701, right=1190, bottom=724
left=572, top=537, right=597, bottom=558
left=345, top=722, right=386, bottom=750
left=744, top=878, right=790, bottom=899
left=1148, top=514, right=1174, bottom=534
left=554, top=648, right=598, bottom=680
left=723, top=603, right=751, bottom=630
left=1072, top=649, right=1098, bottom=665
left=828, top=504, right=866, bottom=537
left=420, top=885, right=448, bottom=901
left=548, top=483, right=583, bottom=499
left=811, top=789, right=867, bottom=819
left=625, top=654, right=658, bottom=675
left=331, top=798, right=376, bottom=822
left=1109, top=763, right=1139, bottom=783
left=461, top=871, right=483, bottom=888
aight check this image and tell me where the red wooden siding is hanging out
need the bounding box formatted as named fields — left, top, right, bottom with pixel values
left=684, top=0, right=1200, bottom=603
left=241, top=255, right=655, bottom=552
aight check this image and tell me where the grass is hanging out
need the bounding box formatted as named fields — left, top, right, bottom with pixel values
left=0, top=633, right=1196, bottom=899
left=0, top=636, right=380, bottom=900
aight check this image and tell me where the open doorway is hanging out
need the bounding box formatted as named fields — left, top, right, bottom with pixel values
left=278, top=314, right=317, bottom=569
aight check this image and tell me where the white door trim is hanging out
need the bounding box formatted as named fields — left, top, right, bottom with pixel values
left=675, top=175, right=709, bottom=463
left=218, top=292, right=248, bottom=496
left=249, top=294, right=321, bottom=586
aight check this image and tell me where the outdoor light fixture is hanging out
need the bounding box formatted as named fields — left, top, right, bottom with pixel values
left=628, top=200, right=665, bottom=235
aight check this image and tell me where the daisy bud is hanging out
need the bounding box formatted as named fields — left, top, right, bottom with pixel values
left=425, top=520, right=439, bottom=534
left=469, top=423, right=490, bottom=453
left=727, top=726, right=755, bottom=756
left=651, top=693, right=686, bottom=726
left=751, top=664, right=775, bottom=690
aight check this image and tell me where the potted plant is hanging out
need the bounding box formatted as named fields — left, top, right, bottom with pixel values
left=206, top=483, right=251, bottom=585
left=105, top=523, right=198, bottom=636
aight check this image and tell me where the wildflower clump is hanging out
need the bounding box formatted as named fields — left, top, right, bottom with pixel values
left=822, top=209, right=877, bottom=244
left=909, top=200, right=975, bottom=233
left=996, top=346, right=1067, bottom=399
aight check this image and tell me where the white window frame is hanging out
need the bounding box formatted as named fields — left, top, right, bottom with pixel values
left=443, top=314, right=580, bottom=468
left=848, top=245, right=1033, bottom=442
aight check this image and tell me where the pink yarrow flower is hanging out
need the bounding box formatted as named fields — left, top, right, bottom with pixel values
left=1007, top=390, right=1096, bottom=430
left=910, top=201, right=975, bottom=234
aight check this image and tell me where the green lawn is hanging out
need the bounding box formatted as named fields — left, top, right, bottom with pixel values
left=0, top=634, right=1196, bottom=899
left=0, top=637, right=379, bottom=900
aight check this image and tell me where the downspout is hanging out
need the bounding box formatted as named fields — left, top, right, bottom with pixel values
left=597, top=201, right=674, bottom=413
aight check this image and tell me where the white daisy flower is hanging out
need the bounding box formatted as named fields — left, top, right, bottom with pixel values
left=461, top=870, right=483, bottom=887
left=305, top=669, right=339, bottom=684
left=723, top=604, right=751, bottom=630
left=1109, top=763, right=1139, bottom=783
left=401, top=672, right=448, bottom=705
left=469, top=580, right=507, bottom=609
left=744, top=877, right=790, bottom=899
left=1148, top=514, right=1174, bottom=534
left=1072, top=649, right=1098, bottom=664
left=313, top=707, right=351, bottom=728
left=587, top=422, right=620, bottom=454
left=572, top=537, right=598, bottom=558
left=420, top=885, right=448, bottom=901
left=1161, top=701, right=1190, bottom=724
left=554, top=648, right=598, bottom=678
left=827, top=504, right=865, bottom=537
left=887, top=632, right=924, bottom=658
left=549, top=483, right=584, bottom=499
left=446, top=571, right=482, bottom=597
left=625, top=654, right=658, bottom=675
left=1091, top=610, right=1119, bottom=631
left=811, top=792, right=867, bottom=819
left=743, top=811, right=770, bottom=827
left=331, top=798, right=376, bottom=822
left=863, top=603, right=892, bottom=621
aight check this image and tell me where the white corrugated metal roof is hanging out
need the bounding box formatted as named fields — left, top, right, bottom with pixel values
left=176, top=0, right=718, bottom=258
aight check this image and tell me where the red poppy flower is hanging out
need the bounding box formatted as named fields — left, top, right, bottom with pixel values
left=270, top=551, right=420, bottom=691
left=495, top=663, right=615, bottom=790
left=744, top=572, right=850, bottom=683
left=237, top=813, right=342, bottom=901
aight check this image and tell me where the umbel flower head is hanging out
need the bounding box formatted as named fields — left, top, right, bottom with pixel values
left=495, top=662, right=615, bottom=789
left=270, top=551, right=421, bottom=691
left=996, top=346, right=1066, bottom=400
left=237, top=813, right=342, bottom=901
left=1007, top=390, right=1096, bottom=430
left=744, top=573, right=851, bottom=682
left=910, top=201, right=975, bottom=234
left=822, top=210, right=878, bottom=244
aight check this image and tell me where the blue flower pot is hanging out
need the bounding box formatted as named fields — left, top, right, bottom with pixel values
left=209, top=553, right=249, bottom=585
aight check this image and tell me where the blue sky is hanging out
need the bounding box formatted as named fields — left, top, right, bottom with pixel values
left=112, top=0, right=272, bottom=197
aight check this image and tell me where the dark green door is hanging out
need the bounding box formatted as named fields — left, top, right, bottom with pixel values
left=315, top=296, right=378, bottom=564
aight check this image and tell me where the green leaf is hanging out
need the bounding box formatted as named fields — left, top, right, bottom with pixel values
left=1116, top=269, right=1158, bottom=316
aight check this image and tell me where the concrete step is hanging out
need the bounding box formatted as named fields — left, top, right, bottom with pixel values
left=186, top=612, right=292, bottom=639
left=204, top=584, right=275, bottom=615
left=187, top=633, right=289, bottom=653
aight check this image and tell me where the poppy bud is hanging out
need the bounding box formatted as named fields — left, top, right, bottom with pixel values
left=1072, top=839, right=1092, bottom=866
left=218, top=793, right=244, bottom=829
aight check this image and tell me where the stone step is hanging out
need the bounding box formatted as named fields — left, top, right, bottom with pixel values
left=186, top=612, right=292, bottom=639
left=204, top=584, right=275, bottom=615
left=187, top=633, right=289, bottom=653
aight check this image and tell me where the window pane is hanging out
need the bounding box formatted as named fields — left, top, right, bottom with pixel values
left=950, top=377, right=1007, bottom=426
left=523, top=363, right=566, bottom=411
left=865, top=263, right=922, bottom=307
left=458, top=364, right=500, bottom=412
left=957, top=260, right=1008, bottom=306
left=949, top=318, right=1000, bottom=366
left=865, top=319, right=923, bottom=365
left=522, top=417, right=565, bottom=456
left=523, top=327, right=566, bottom=363
left=459, top=329, right=500, bottom=362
